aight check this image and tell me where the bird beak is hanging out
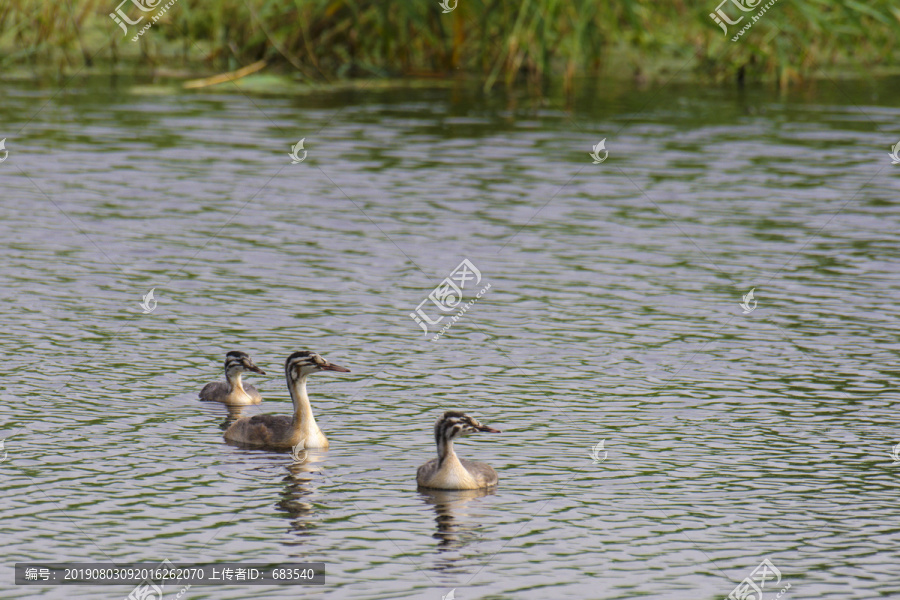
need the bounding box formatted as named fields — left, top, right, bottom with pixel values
left=322, top=363, right=350, bottom=373
left=247, top=364, right=266, bottom=375
left=476, top=424, right=501, bottom=433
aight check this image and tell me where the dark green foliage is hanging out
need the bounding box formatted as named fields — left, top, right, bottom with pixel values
left=2, top=0, right=898, bottom=84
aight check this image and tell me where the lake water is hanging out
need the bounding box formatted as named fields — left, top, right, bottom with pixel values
left=2, top=74, right=900, bottom=600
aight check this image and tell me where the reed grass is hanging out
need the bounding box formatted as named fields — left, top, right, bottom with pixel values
left=1, top=0, right=898, bottom=86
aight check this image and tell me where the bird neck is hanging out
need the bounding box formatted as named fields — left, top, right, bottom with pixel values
left=226, top=370, right=246, bottom=394
left=289, top=374, right=318, bottom=430
left=436, top=434, right=459, bottom=467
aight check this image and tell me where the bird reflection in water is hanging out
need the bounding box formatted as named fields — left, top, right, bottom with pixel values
left=419, top=487, right=495, bottom=559
left=277, top=449, right=326, bottom=541
left=219, top=405, right=252, bottom=431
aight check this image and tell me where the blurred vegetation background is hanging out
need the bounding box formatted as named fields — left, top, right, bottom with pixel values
left=2, top=0, right=899, bottom=87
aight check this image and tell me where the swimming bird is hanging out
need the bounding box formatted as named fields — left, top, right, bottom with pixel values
left=417, top=411, right=501, bottom=490
left=199, top=351, right=266, bottom=405
left=223, top=351, right=350, bottom=449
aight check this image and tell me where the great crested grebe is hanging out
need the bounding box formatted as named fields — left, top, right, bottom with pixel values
left=417, top=411, right=501, bottom=490
left=199, top=351, right=266, bottom=405
left=223, top=351, right=350, bottom=449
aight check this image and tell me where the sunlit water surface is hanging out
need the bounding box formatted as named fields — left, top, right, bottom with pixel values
left=2, top=75, right=900, bottom=600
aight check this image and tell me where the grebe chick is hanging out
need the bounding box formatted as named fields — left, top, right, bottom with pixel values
left=417, top=411, right=501, bottom=490
left=199, top=351, right=266, bottom=405
left=223, top=351, right=350, bottom=449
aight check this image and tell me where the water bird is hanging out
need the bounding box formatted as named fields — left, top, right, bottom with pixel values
left=199, top=351, right=266, bottom=405
left=417, top=411, right=501, bottom=490
left=223, top=351, right=350, bottom=449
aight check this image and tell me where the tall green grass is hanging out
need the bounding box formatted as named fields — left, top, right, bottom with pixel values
left=1, top=0, right=898, bottom=85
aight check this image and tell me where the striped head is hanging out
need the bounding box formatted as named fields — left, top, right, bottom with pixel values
left=284, top=350, right=350, bottom=383
left=435, top=411, right=501, bottom=449
left=224, top=351, right=265, bottom=377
